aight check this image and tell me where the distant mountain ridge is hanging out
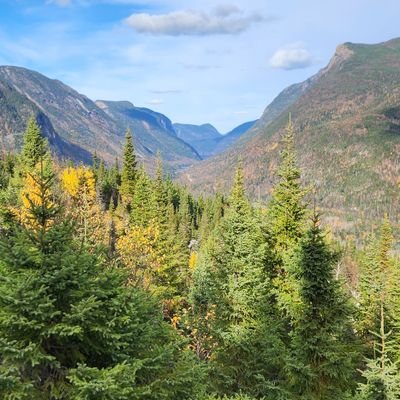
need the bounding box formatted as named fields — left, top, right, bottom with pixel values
left=0, top=66, right=200, bottom=171
left=179, top=38, right=400, bottom=235
left=173, top=120, right=257, bottom=158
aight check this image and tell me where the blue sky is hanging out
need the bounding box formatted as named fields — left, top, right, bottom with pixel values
left=0, top=0, right=399, bottom=132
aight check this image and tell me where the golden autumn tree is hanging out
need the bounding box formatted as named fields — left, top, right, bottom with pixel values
left=61, top=166, right=108, bottom=247
left=116, top=223, right=164, bottom=292
left=18, top=161, right=56, bottom=231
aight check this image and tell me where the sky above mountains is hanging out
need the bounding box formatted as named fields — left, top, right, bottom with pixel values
left=0, top=0, right=399, bottom=132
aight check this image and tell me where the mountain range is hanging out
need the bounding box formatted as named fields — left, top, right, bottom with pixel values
left=1, top=38, right=400, bottom=236
left=180, top=38, right=400, bottom=237
left=0, top=66, right=252, bottom=172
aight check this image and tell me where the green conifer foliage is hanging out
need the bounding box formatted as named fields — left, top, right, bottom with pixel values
left=20, top=117, right=48, bottom=169
left=190, top=165, right=286, bottom=399
left=119, top=129, right=136, bottom=205
left=130, top=166, right=155, bottom=227
left=268, top=118, right=307, bottom=251
left=288, top=215, right=356, bottom=399
left=0, top=157, right=204, bottom=399
left=355, top=217, right=400, bottom=399
left=357, top=217, right=400, bottom=348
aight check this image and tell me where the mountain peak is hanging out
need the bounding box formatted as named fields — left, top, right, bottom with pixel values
left=320, top=43, right=354, bottom=76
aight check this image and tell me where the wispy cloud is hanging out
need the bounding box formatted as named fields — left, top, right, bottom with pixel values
left=182, top=63, right=220, bottom=70
left=146, top=98, right=164, bottom=105
left=269, top=43, right=314, bottom=70
left=125, top=7, right=265, bottom=36
left=150, top=89, right=182, bottom=94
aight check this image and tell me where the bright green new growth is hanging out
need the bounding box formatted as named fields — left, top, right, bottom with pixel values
left=268, top=117, right=307, bottom=251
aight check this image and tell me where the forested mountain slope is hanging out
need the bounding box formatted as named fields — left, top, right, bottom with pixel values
left=180, top=38, right=400, bottom=236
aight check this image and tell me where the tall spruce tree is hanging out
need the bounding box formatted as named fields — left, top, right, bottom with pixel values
left=268, top=117, right=307, bottom=251
left=20, top=117, right=48, bottom=169
left=0, top=157, right=204, bottom=399
left=357, top=217, right=400, bottom=349
left=120, top=129, right=137, bottom=206
left=288, top=215, right=357, bottom=399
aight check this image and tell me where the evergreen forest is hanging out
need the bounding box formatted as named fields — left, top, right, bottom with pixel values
left=0, top=118, right=399, bottom=400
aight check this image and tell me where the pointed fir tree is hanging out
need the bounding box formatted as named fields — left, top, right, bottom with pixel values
left=268, top=116, right=307, bottom=252
left=355, top=216, right=400, bottom=398
left=130, top=166, right=155, bottom=227
left=288, top=214, right=357, bottom=399
left=20, top=117, right=48, bottom=170
left=356, top=330, right=400, bottom=400
left=357, top=217, right=400, bottom=350
left=119, top=129, right=137, bottom=206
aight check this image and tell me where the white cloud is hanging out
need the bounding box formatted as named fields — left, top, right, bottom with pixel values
left=125, top=8, right=264, bottom=36
left=269, top=43, right=314, bottom=70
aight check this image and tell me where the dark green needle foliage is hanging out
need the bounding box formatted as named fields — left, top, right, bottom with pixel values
left=120, top=129, right=137, bottom=206
left=0, top=158, right=204, bottom=399
left=191, top=165, right=287, bottom=399
left=288, top=215, right=357, bottom=399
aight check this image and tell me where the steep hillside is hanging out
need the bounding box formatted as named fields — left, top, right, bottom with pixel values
left=0, top=66, right=200, bottom=170
left=211, top=120, right=257, bottom=155
left=0, top=77, right=92, bottom=162
left=96, top=101, right=200, bottom=166
left=180, top=38, right=400, bottom=237
left=173, top=123, right=221, bottom=158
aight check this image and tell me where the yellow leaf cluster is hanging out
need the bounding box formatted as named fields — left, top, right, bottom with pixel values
left=61, top=166, right=96, bottom=201
left=116, top=223, right=163, bottom=289
left=189, top=252, right=198, bottom=269
left=21, top=173, right=42, bottom=209
left=18, top=172, right=54, bottom=230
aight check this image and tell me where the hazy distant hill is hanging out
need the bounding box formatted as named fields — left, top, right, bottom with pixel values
left=180, top=38, right=400, bottom=236
left=0, top=66, right=200, bottom=170
left=211, top=120, right=257, bottom=155
left=173, top=123, right=221, bottom=158
left=173, top=121, right=257, bottom=158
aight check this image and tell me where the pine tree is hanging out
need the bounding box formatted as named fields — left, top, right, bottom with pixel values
left=356, top=331, right=400, bottom=400
left=119, top=129, right=136, bottom=206
left=130, top=166, right=155, bottom=227
left=355, top=217, right=400, bottom=399
left=288, top=215, right=357, bottom=399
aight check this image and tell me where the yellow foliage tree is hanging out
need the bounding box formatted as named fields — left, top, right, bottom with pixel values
left=18, top=170, right=55, bottom=231
left=61, top=166, right=107, bottom=247
left=61, top=166, right=96, bottom=201
left=116, top=223, right=164, bottom=291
